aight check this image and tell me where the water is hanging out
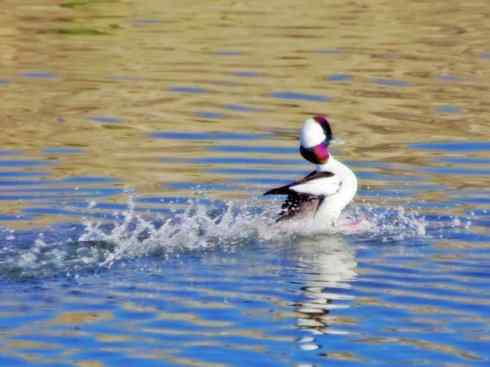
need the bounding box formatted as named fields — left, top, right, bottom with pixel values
left=1, top=0, right=490, bottom=365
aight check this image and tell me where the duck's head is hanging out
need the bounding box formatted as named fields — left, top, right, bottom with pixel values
left=299, top=115, right=333, bottom=164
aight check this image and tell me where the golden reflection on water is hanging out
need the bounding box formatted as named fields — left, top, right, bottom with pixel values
left=2, top=0, right=489, bottom=207
left=51, top=311, right=113, bottom=325
left=77, top=361, right=104, bottom=367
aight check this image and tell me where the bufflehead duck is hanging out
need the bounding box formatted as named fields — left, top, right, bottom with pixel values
left=264, top=115, right=357, bottom=226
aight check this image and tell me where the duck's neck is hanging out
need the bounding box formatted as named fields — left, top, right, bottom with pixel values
left=315, top=154, right=358, bottom=223
left=316, top=155, right=342, bottom=172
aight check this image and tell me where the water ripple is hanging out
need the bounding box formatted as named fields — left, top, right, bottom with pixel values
left=327, top=74, right=352, bottom=82
left=18, top=71, right=58, bottom=80
left=371, top=78, right=411, bottom=87
left=88, top=116, right=122, bottom=124
left=194, top=157, right=303, bottom=165
left=270, top=91, right=329, bottom=102
left=435, top=105, right=461, bottom=114
left=232, top=71, right=259, bottom=77
left=168, top=86, right=209, bottom=94
left=151, top=131, right=270, bottom=141
left=222, top=104, right=264, bottom=112
left=411, top=141, right=490, bottom=152
left=208, top=145, right=296, bottom=154
left=194, top=111, right=225, bottom=120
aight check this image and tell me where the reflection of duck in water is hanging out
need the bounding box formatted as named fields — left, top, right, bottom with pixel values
left=265, top=116, right=357, bottom=227
left=293, top=235, right=357, bottom=347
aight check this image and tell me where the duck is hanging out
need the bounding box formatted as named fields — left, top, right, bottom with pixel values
left=264, top=115, right=357, bottom=227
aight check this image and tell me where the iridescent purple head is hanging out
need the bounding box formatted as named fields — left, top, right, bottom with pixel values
left=299, top=115, right=333, bottom=164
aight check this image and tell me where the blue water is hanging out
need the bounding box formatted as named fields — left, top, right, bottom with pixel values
left=0, top=136, right=489, bottom=366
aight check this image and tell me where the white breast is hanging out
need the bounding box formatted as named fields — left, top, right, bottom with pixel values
left=315, top=157, right=357, bottom=225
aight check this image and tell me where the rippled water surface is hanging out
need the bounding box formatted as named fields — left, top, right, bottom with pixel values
left=1, top=0, right=490, bottom=366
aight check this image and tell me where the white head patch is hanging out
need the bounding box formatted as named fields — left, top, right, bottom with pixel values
left=300, top=118, right=326, bottom=148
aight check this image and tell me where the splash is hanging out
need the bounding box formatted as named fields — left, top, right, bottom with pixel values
left=0, top=195, right=461, bottom=280
left=79, top=197, right=278, bottom=267
left=343, top=205, right=428, bottom=241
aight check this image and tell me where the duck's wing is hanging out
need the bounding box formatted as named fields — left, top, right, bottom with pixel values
left=264, top=171, right=340, bottom=196
left=264, top=171, right=340, bottom=222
